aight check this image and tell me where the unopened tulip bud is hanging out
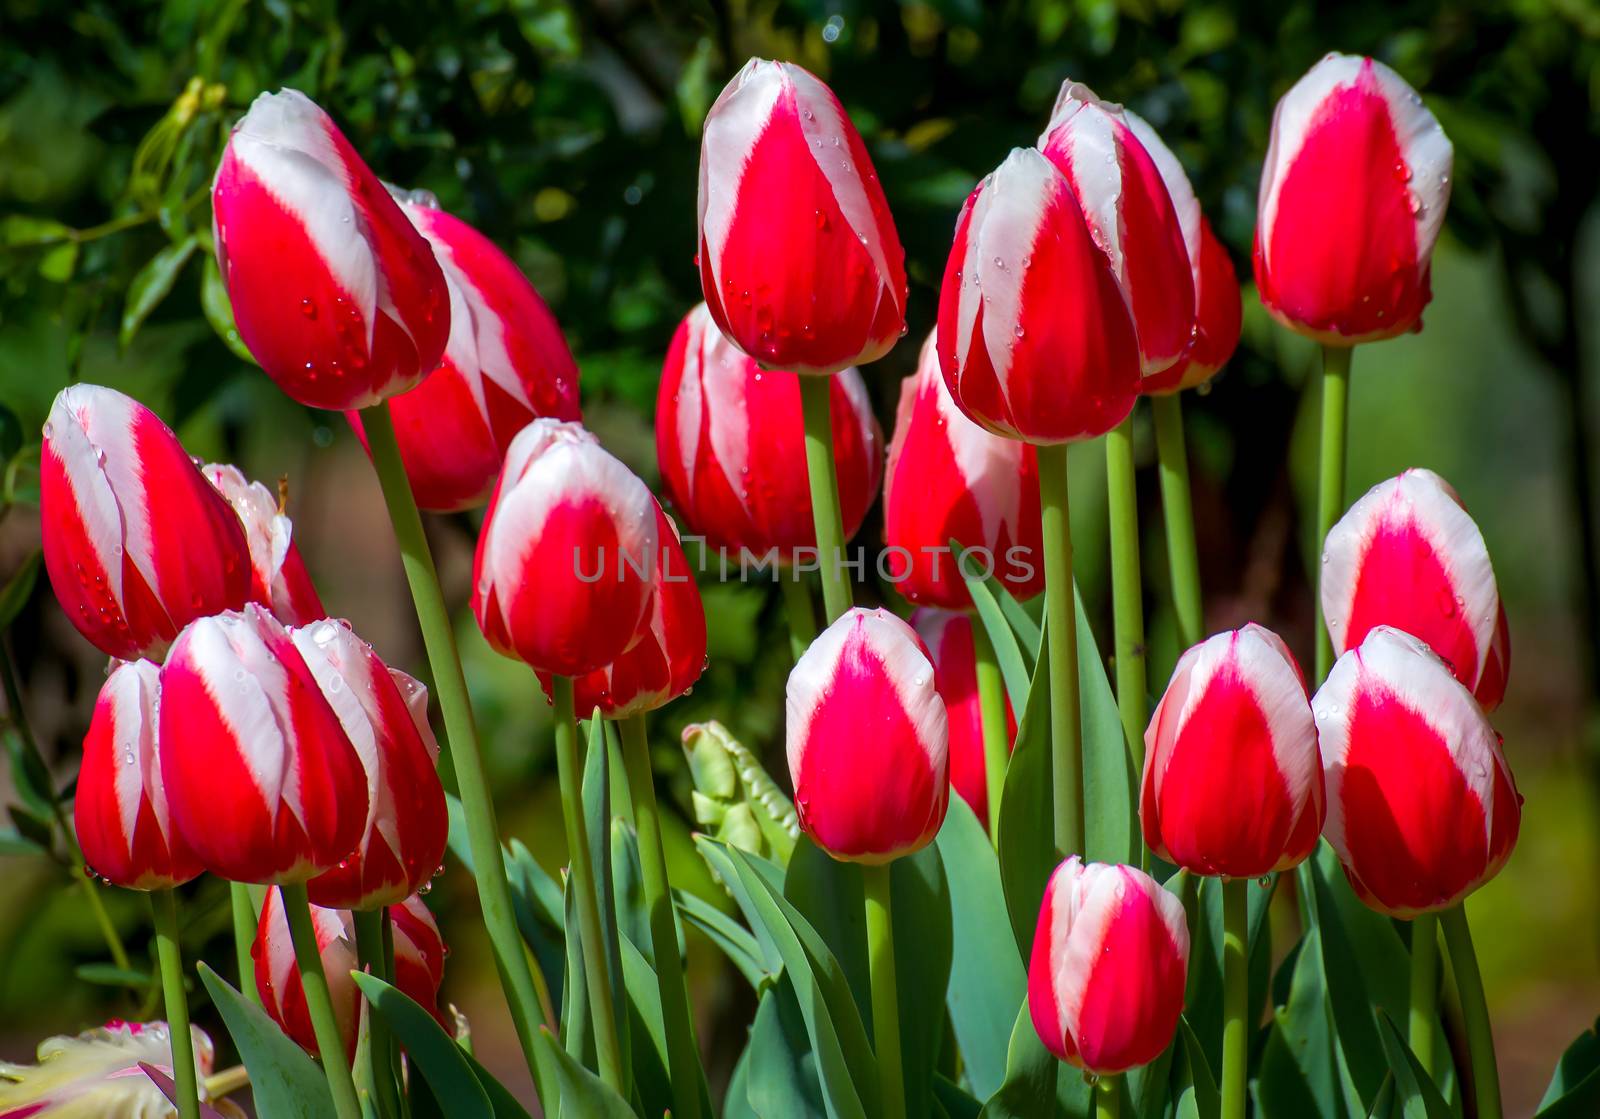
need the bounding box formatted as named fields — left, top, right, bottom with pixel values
left=41, top=385, right=251, bottom=661
left=912, top=608, right=1015, bottom=827
left=1322, top=468, right=1509, bottom=709
left=1142, top=624, right=1323, bottom=878
left=1028, top=857, right=1189, bottom=1074
left=202, top=463, right=325, bottom=626
left=786, top=608, right=948, bottom=862
left=1315, top=626, right=1520, bottom=917
left=1255, top=54, right=1453, bottom=343
left=698, top=60, right=907, bottom=373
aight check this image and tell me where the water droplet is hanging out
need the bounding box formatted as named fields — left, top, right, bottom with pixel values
left=300, top=298, right=317, bottom=319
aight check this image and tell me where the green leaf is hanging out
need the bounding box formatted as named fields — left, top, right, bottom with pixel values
left=38, top=241, right=78, bottom=282
left=616, top=931, right=674, bottom=1119
left=673, top=886, right=768, bottom=987
left=197, top=962, right=336, bottom=1119
left=0, top=551, right=41, bottom=627
left=1, top=215, right=72, bottom=245
left=1171, top=1016, right=1220, bottom=1119
left=1257, top=925, right=1338, bottom=1118
left=200, top=254, right=258, bottom=364
left=935, top=796, right=1023, bottom=1100
left=783, top=837, right=869, bottom=1014
left=1075, top=588, right=1137, bottom=866
left=120, top=235, right=197, bottom=348
left=957, top=540, right=1034, bottom=709
left=1539, top=1017, right=1600, bottom=1112
left=352, top=973, right=493, bottom=1119
left=977, top=1002, right=1057, bottom=1119
left=536, top=1027, right=635, bottom=1119
left=891, top=845, right=954, bottom=1119
left=746, top=978, right=829, bottom=1119
left=1374, top=1010, right=1453, bottom=1119
left=995, top=624, right=1055, bottom=960
left=933, top=1075, right=984, bottom=1119
left=0, top=827, right=46, bottom=855
left=74, top=962, right=152, bottom=988
left=693, top=834, right=785, bottom=976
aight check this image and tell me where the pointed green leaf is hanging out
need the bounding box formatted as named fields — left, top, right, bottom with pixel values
left=201, top=254, right=258, bottom=363
left=995, top=630, right=1055, bottom=960
left=352, top=973, right=493, bottom=1119
left=1374, top=1011, right=1452, bottom=1119
left=536, top=1027, right=635, bottom=1119
left=121, top=235, right=197, bottom=348
left=673, top=886, right=768, bottom=987
left=977, top=1002, right=1058, bottom=1119
left=1538, top=1017, right=1600, bottom=1113
left=891, top=845, right=954, bottom=1119
left=956, top=540, right=1034, bottom=707
left=746, top=978, right=829, bottom=1119
left=197, top=962, right=336, bottom=1119
left=1075, top=589, right=1136, bottom=866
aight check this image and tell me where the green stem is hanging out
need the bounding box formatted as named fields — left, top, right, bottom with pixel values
left=1106, top=415, right=1148, bottom=780
left=1036, top=442, right=1083, bottom=857
left=353, top=909, right=402, bottom=1119
left=1314, top=345, right=1353, bottom=682
left=149, top=890, right=201, bottom=1119
left=1151, top=393, right=1203, bottom=650
left=970, top=618, right=1010, bottom=839
left=1441, top=904, right=1502, bottom=1119
left=1221, top=878, right=1248, bottom=1119
left=383, top=911, right=410, bottom=1119
left=1095, top=1073, right=1121, bottom=1119
left=863, top=862, right=905, bottom=1119
left=280, top=882, right=362, bottom=1119
left=620, top=714, right=703, bottom=1119
left=229, top=883, right=258, bottom=1003
left=798, top=375, right=853, bottom=624
left=360, top=402, right=548, bottom=1085
left=1409, top=912, right=1439, bottom=1079
left=551, top=677, right=626, bottom=1094
left=778, top=570, right=817, bottom=662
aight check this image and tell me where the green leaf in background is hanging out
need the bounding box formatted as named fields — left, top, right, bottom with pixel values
left=957, top=542, right=1034, bottom=708
left=0, top=551, right=41, bottom=628
left=1170, top=1017, right=1219, bottom=1119
left=120, top=235, right=197, bottom=349
left=197, top=962, right=336, bottom=1119
left=1538, top=1017, right=1600, bottom=1116
left=673, top=886, right=769, bottom=988
left=200, top=254, right=258, bottom=364
left=351, top=973, right=494, bottom=1119
left=934, top=1074, right=985, bottom=1119
left=73, top=962, right=151, bottom=988
left=977, top=1002, right=1057, bottom=1119
left=1075, top=588, right=1137, bottom=867
left=536, top=1026, right=635, bottom=1119
left=692, top=835, right=785, bottom=977
left=1373, top=1010, right=1453, bottom=1119
left=996, top=626, right=1055, bottom=960
left=746, top=977, right=829, bottom=1119
left=890, top=844, right=954, bottom=1119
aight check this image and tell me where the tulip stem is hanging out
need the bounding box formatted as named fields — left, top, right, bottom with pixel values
left=1221, top=877, right=1248, bottom=1119
left=970, top=619, right=1009, bottom=840
left=1036, top=442, right=1084, bottom=857
left=862, top=862, right=905, bottom=1119
left=619, top=713, right=704, bottom=1119
left=281, top=882, right=363, bottom=1119
left=1106, top=415, right=1149, bottom=783
left=1151, top=393, right=1203, bottom=650
left=798, top=374, right=853, bottom=625
left=353, top=908, right=402, bottom=1119
left=551, top=676, right=626, bottom=1095
left=229, top=883, right=258, bottom=1004
left=149, top=889, right=201, bottom=1119
left=360, top=402, right=550, bottom=1089
left=778, top=571, right=817, bottom=662
left=1441, top=904, right=1502, bottom=1119
left=1315, top=344, right=1353, bottom=682
left=1409, top=912, right=1439, bottom=1079
left=1095, top=1073, right=1121, bottom=1119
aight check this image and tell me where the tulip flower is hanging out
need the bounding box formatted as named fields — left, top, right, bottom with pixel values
left=41, top=385, right=251, bottom=661
left=201, top=463, right=325, bottom=626
left=885, top=331, right=1044, bottom=609
left=698, top=59, right=906, bottom=374
left=1255, top=54, right=1453, bottom=344
left=255, top=890, right=447, bottom=1058
left=347, top=193, right=582, bottom=511
left=1028, top=857, right=1189, bottom=1074
left=786, top=607, right=949, bottom=862
left=1315, top=626, right=1520, bottom=917
left=912, top=608, right=1015, bottom=827
left=472, top=419, right=659, bottom=677
left=211, top=89, right=450, bottom=409
left=1037, top=82, right=1196, bottom=375
left=937, top=147, right=1141, bottom=445
left=1142, top=624, right=1323, bottom=878
left=1322, top=468, right=1509, bottom=710
left=291, top=618, right=449, bottom=910
left=656, top=303, right=883, bottom=566
left=73, top=661, right=202, bottom=891
left=158, top=604, right=368, bottom=884
left=0, top=1021, right=226, bottom=1119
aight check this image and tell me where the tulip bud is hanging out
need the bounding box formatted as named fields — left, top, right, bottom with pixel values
left=1322, top=468, right=1509, bottom=710
left=1028, top=857, right=1189, bottom=1074
left=886, top=331, right=1044, bottom=608
left=201, top=463, right=325, bottom=626
left=656, top=303, right=883, bottom=566
left=1255, top=54, right=1453, bottom=344
left=1118, top=110, right=1241, bottom=394
left=937, top=148, right=1140, bottom=445
left=912, top=608, right=1015, bottom=827
left=1315, top=626, right=1520, bottom=917
left=211, top=89, right=450, bottom=409
left=1142, top=624, right=1323, bottom=878
left=348, top=194, right=582, bottom=511
left=255, top=890, right=446, bottom=1058
left=786, top=607, right=948, bottom=862
left=1038, top=82, right=1196, bottom=375
left=698, top=59, right=907, bottom=374
left=291, top=619, right=449, bottom=910
left=473, top=420, right=658, bottom=677
left=158, top=604, right=368, bottom=884
left=41, top=385, right=251, bottom=661
left=74, top=661, right=202, bottom=891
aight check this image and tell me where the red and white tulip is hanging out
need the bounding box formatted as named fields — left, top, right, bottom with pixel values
left=1322, top=468, right=1509, bottom=710
left=211, top=89, right=450, bottom=409
left=698, top=60, right=907, bottom=374
left=1314, top=626, right=1520, bottom=917
left=912, top=608, right=1015, bottom=828
left=41, top=385, right=251, bottom=661
left=1255, top=54, right=1453, bottom=344
left=201, top=463, right=325, bottom=626
left=473, top=420, right=658, bottom=677
left=1141, top=624, right=1323, bottom=878
left=786, top=608, right=948, bottom=863
left=158, top=604, right=368, bottom=884
left=937, top=148, right=1141, bottom=445
left=1028, top=857, right=1189, bottom=1074
left=348, top=193, right=582, bottom=511
left=73, top=660, right=202, bottom=891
